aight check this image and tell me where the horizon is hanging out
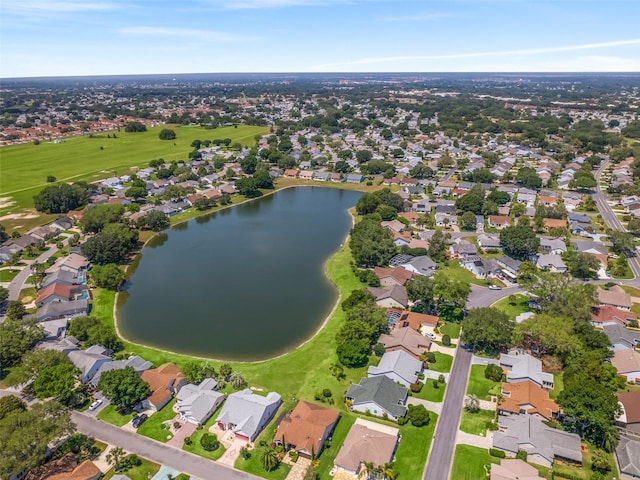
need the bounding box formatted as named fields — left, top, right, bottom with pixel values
left=1, top=0, right=640, bottom=77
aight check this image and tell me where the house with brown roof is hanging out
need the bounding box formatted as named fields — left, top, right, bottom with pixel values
left=25, top=453, right=101, bottom=480
left=367, top=285, right=408, bottom=309
left=597, top=286, right=632, bottom=311
left=284, top=168, right=299, bottom=178
left=141, top=363, right=187, bottom=411
left=499, top=380, right=560, bottom=421
left=373, top=267, right=413, bottom=287
left=488, top=215, right=511, bottom=229
left=390, top=310, right=439, bottom=332
left=333, top=418, right=400, bottom=477
left=378, top=327, right=431, bottom=359
left=398, top=211, right=420, bottom=224
left=611, top=349, right=640, bottom=383
left=542, top=218, right=566, bottom=232
left=491, top=459, right=544, bottom=480
left=616, top=391, right=640, bottom=434
left=274, top=401, right=340, bottom=458
left=35, top=283, right=89, bottom=307
left=590, top=305, right=638, bottom=326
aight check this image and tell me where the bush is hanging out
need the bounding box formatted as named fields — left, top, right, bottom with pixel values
left=438, top=374, right=445, bottom=384
left=200, top=433, right=219, bottom=451
left=432, top=379, right=439, bottom=388
left=240, top=446, right=251, bottom=460
left=410, top=383, right=423, bottom=393
left=397, top=416, right=408, bottom=426
left=184, top=435, right=192, bottom=446
left=373, top=343, right=386, bottom=356
left=628, top=319, right=639, bottom=328
left=407, top=404, right=431, bottom=427
left=487, top=421, right=498, bottom=431
left=516, top=450, right=527, bottom=461
left=484, top=363, right=503, bottom=382
left=322, top=388, right=332, bottom=398
left=288, top=450, right=299, bottom=462
left=424, top=352, right=436, bottom=363
left=489, top=448, right=506, bottom=458
left=417, top=372, right=425, bottom=380
left=442, top=334, right=451, bottom=346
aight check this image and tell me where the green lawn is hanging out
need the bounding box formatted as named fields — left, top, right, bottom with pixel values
left=621, top=285, right=640, bottom=297
left=450, top=445, right=499, bottom=480
left=459, top=408, right=495, bottom=436
left=428, top=352, right=454, bottom=373
left=491, top=294, right=530, bottom=320
left=413, top=380, right=446, bottom=402
left=610, top=258, right=634, bottom=279
left=317, top=414, right=357, bottom=479
left=442, top=262, right=502, bottom=287
left=97, top=404, right=134, bottom=427
left=0, top=124, right=268, bottom=230
left=0, top=269, right=21, bottom=282
left=18, top=287, right=37, bottom=302
left=439, top=322, right=461, bottom=339
left=394, top=412, right=438, bottom=479
left=103, top=456, right=160, bottom=480
left=182, top=407, right=227, bottom=461
left=137, top=399, right=177, bottom=442
left=549, top=373, right=564, bottom=401
left=466, top=365, right=500, bottom=401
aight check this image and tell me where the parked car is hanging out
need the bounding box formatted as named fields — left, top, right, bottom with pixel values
left=488, top=285, right=501, bottom=290
left=425, top=332, right=437, bottom=340
left=89, top=399, right=103, bottom=411
left=132, top=413, right=148, bottom=428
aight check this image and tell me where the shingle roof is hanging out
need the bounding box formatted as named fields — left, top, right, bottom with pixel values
left=216, top=389, right=281, bottom=440
left=274, top=401, right=340, bottom=454
left=616, top=436, right=640, bottom=477
left=345, top=376, right=408, bottom=419
left=334, top=419, right=399, bottom=473
left=500, top=353, right=554, bottom=388
left=617, top=391, right=640, bottom=425
left=378, top=327, right=431, bottom=358
left=597, top=286, right=632, bottom=309
left=500, top=380, right=560, bottom=420
left=367, top=350, right=422, bottom=386
left=602, top=324, right=640, bottom=349
left=611, top=349, right=640, bottom=374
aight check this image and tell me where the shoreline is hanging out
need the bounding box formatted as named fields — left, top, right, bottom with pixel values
left=111, top=183, right=362, bottom=364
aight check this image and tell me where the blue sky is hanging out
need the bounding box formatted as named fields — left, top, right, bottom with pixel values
left=1, top=0, right=640, bottom=77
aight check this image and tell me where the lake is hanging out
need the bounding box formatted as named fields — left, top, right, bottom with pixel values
left=117, top=187, right=362, bottom=361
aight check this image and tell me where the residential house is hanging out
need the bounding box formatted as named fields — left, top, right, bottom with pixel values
left=50, top=216, right=74, bottom=231
left=603, top=324, right=640, bottom=351
left=616, top=391, right=640, bottom=434
left=536, top=254, right=567, bottom=273
left=177, top=378, right=225, bottom=425
left=497, top=255, right=522, bottom=281
left=35, top=283, right=89, bottom=307
left=299, top=170, right=314, bottom=180
left=274, top=401, right=340, bottom=459
left=616, top=436, right=640, bottom=478
left=590, top=306, right=637, bottom=327
left=597, top=286, right=632, bottom=311
left=46, top=253, right=90, bottom=275
left=499, top=381, right=561, bottom=421
left=216, top=389, right=282, bottom=441
left=39, top=336, right=80, bottom=355
left=461, top=255, right=501, bottom=279
left=477, top=234, right=502, bottom=252
left=539, top=237, right=567, bottom=255
left=373, top=267, right=413, bottom=287
left=333, top=419, right=399, bottom=478
left=378, top=327, right=431, bottom=360
left=381, top=219, right=406, bottom=234
left=367, top=285, right=408, bottom=309
left=31, top=299, right=89, bottom=322
left=499, top=353, right=554, bottom=389
left=435, top=212, right=457, bottom=227
left=611, top=349, right=640, bottom=383
left=493, top=414, right=582, bottom=467
left=345, top=174, right=364, bottom=184
left=490, top=459, right=544, bottom=480
left=449, top=241, right=478, bottom=258
left=24, top=453, right=101, bottom=480
left=570, top=221, right=592, bottom=236
left=91, top=355, right=152, bottom=386
left=399, top=255, right=438, bottom=277
left=542, top=218, right=566, bottom=232
left=389, top=310, right=439, bottom=333
left=68, top=345, right=112, bottom=384
left=488, top=215, right=511, bottom=229
left=345, top=376, right=408, bottom=421
left=367, top=350, right=423, bottom=387
left=140, top=363, right=187, bottom=412
left=41, top=269, right=82, bottom=289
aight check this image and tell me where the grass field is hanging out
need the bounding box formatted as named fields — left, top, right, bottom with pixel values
left=182, top=413, right=227, bottom=462
left=96, top=404, right=134, bottom=427
left=450, top=445, right=499, bottom=480
left=0, top=268, right=21, bottom=282
left=439, top=321, right=461, bottom=339
left=103, top=456, right=160, bottom=480
left=0, top=124, right=268, bottom=228
left=491, top=294, right=530, bottom=320
left=414, top=380, right=446, bottom=402
left=466, top=365, right=500, bottom=401
left=459, top=408, right=495, bottom=436
left=428, top=352, right=454, bottom=373
left=137, top=399, right=177, bottom=442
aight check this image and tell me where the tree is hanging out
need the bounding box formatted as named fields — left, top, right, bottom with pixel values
left=193, top=197, right=214, bottom=211
left=455, top=191, right=484, bottom=214
left=253, top=169, right=274, bottom=189
left=484, top=364, right=503, bottom=382
left=0, top=396, right=26, bottom=420
left=90, top=263, right=125, bottom=290
left=67, top=316, right=120, bottom=351
left=0, top=224, right=8, bottom=243
left=511, top=202, right=525, bottom=217
left=260, top=447, right=280, bottom=471
left=158, top=128, right=176, bottom=140
left=356, top=193, right=381, bottom=215
left=5, top=349, right=70, bottom=386
left=80, top=204, right=125, bottom=233
left=200, top=433, right=220, bottom=451
left=462, top=307, right=514, bottom=353
left=32, top=363, right=79, bottom=403
left=516, top=166, right=542, bottom=189
left=137, top=210, right=170, bottom=231
left=33, top=183, right=90, bottom=213
left=375, top=205, right=397, bottom=221
left=355, top=149, right=372, bottom=163
left=106, top=446, right=126, bottom=471
left=349, top=218, right=396, bottom=267
left=407, top=404, right=431, bottom=427
left=0, top=318, right=44, bottom=371
left=6, top=300, right=26, bottom=320
left=487, top=189, right=510, bottom=206
left=608, top=231, right=634, bottom=255
left=428, top=230, right=451, bottom=263
left=230, top=372, right=247, bottom=389
left=239, top=155, right=258, bottom=174
left=406, top=275, right=434, bottom=305
left=124, top=121, right=147, bottom=132
left=97, top=367, right=151, bottom=411
left=337, top=338, right=371, bottom=367
left=409, top=163, right=434, bottom=179
left=569, top=252, right=600, bottom=279
left=460, top=211, right=477, bottom=231
left=432, top=271, right=470, bottom=322
left=0, top=400, right=74, bottom=478
left=0, top=286, right=9, bottom=304
left=235, top=177, right=262, bottom=198
left=46, top=175, right=56, bottom=183
left=81, top=224, right=138, bottom=265
left=464, top=394, right=480, bottom=413
left=124, top=186, right=147, bottom=199
left=182, top=361, right=216, bottom=384
left=219, top=363, right=232, bottom=380
left=500, top=225, right=540, bottom=259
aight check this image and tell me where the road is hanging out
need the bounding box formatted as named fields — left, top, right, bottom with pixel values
left=72, top=412, right=260, bottom=480
left=466, top=284, right=523, bottom=309
left=594, top=161, right=640, bottom=280
left=441, top=164, right=458, bottom=182
left=6, top=245, right=59, bottom=302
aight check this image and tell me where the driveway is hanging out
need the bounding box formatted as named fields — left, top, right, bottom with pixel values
left=167, top=421, right=197, bottom=448
left=456, top=429, right=494, bottom=449
left=408, top=396, right=443, bottom=415
left=217, top=436, right=248, bottom=467
left=72, top=412, right=260, bottom=479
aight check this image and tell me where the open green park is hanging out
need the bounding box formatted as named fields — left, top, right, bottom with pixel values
left=0, top=124, right=268, bottom=231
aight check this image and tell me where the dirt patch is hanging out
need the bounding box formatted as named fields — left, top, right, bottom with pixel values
left=21, top=296, right=34, bottom=304
left=0, top=197, right=16, bottom=210
left=0, top=212, right=39, bottom=221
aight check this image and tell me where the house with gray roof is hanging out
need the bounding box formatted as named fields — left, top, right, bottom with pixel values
left=216, top=389, right=281, bottom=441
left=91, top=355, right=152, bottom=386
left=367, top=285, right=409, bottom=309
left=68, top=345, right=112, bottom=383
left=345, top=375, right=408, bottom=421
left=367, top=350, right=423, bottom=387
left=345, top=174, right=364, bottom=184
left=449, top=241, right=478, bottom=258
left=536, top=254, right=567, bottom=273
left=39, top=336, right=80, bottom=354
left=500, top=353, right=554, bottom=389
left=602, top=324, right=640, bottom=351
left=616, top=436, right=640, bottom=478
left=461, top=255, right=501, bottom=279
left=477, top=234, right=502, bottom=251
left=400, top=255, right=438, bottom=277
left=30, top=299, right=89, bottom=322
left=493, top=414, right=582, bottom=467
left=539, top=237, right=567, bottom=255
left=497, top=255, right=522, bottom=281
left=41, top=269, right=82, bottom=289
left=177, top=378, right=225, bottom=425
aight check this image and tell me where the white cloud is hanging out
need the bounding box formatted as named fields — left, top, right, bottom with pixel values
left=309, top=39, right=640, bottom=70
left=2, top=0, right=117, bottom=14
left=119, top=26, right=256, bottom=43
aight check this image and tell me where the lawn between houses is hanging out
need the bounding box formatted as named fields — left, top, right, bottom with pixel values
left=92, top=241, right=438, bottom=478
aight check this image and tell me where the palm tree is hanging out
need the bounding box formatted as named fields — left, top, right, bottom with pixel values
left=260, top=447, right=279, bottom=472
left=106, top=446, right=126, bottom=471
